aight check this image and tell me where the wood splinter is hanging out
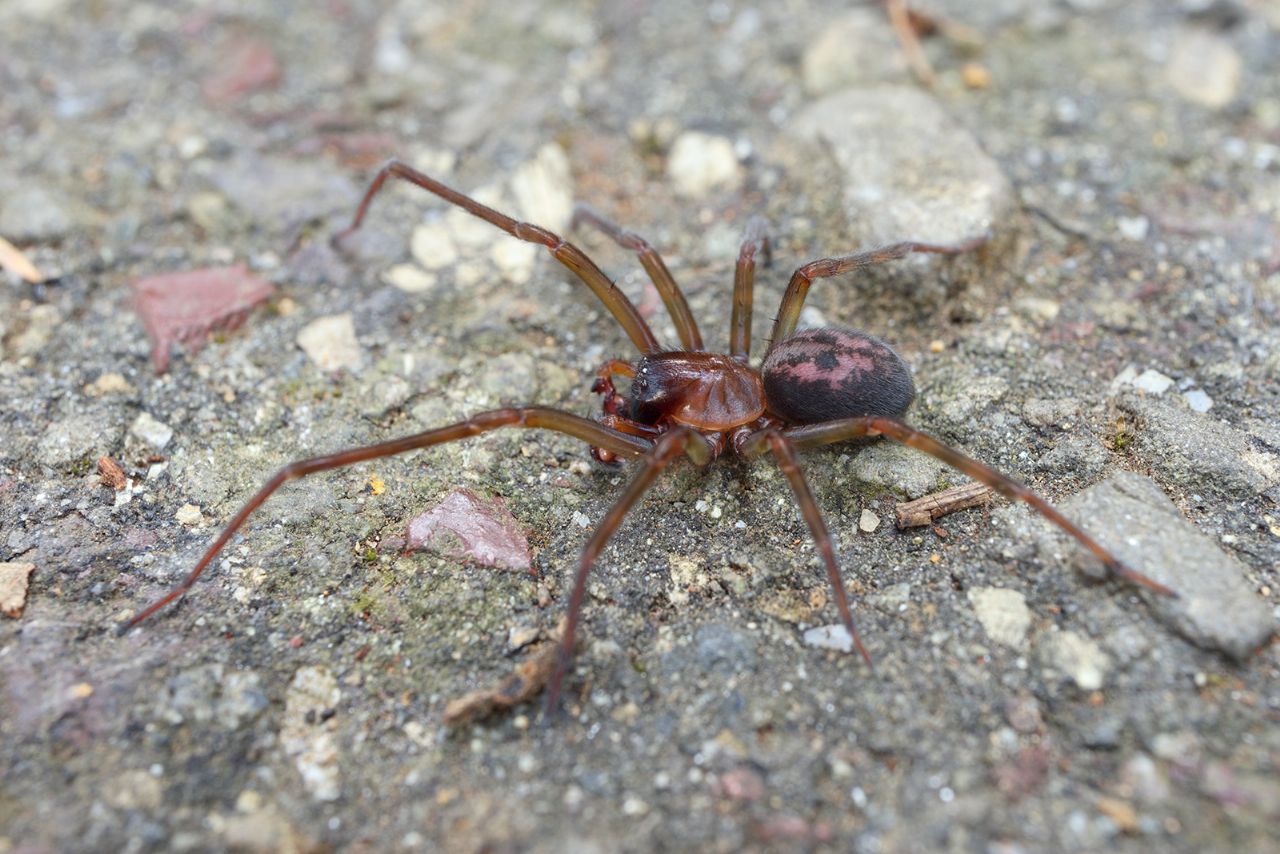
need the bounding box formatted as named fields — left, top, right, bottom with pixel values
left=895, top=482, right=992, bottom=528
left=442, top=619, right=573, bottom=726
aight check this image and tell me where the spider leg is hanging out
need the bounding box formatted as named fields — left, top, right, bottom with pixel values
left=334, top=160, right=660, bottom=354
left=119, top=408, right=652, bottom=632
left=765, top=234, right=989, bottom=358
left=757, top=429, right=873, bottom=665
left=571, top=203, right=702, bottom=351
left=546, top=427, right=713, bottom=715
left=730, top=216, right=771, bottom=363
left=773, top=417, right=1176, bottom=596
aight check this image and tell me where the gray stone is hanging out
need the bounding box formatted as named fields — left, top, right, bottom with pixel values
left=1038, top=472, right=1276, bottom=660
left=1166, top=27, right=1242, bottom=109
left=803, top=623, right=853, bottom=653
left=968, top=587, right=1032, bottom=650
left=281, top=666, right=342, bottom=802
left=0, top=186, right=81, bottom=241
left=793, top=87, right=1012, bottom=245
left=1118, top=394, right=1277, bottom=498
left=36, top=412, right=122, bottom=467
left=1040, top=628, right=1110, bottom=690
left=800, top=9, right=907, bottom=95
left=296, top=313, right=363, bottom=373
left=849, top=440, right=946, bottom=499
left=129, top=411, right=174, bottom=450
left=691, top=623, right=757, bottom=676
left=211, top=153, right=357, bottom=233
left=1034, top=433, right=1109, bottom=479
left=666, top=131, right=742, bottom=199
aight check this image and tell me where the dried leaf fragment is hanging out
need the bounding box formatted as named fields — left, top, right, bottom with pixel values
left=0, top=561, right=36, bottom=618
left=98, top=456, right=127, bottom=491
left=895, top=482, right=992, bottom=528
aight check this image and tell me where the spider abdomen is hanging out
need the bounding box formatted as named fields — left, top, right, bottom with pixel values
left=762, top=327, right=914, bottom=424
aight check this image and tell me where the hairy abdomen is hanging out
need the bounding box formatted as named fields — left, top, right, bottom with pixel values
left=762, top=327, right=914, bottom=424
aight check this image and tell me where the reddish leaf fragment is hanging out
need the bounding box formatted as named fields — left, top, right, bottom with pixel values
left=131, top=264, right=274, bottom=373
left=202, top=38, right=281, bottom=105
left=405, top=489, right=531, bottom=572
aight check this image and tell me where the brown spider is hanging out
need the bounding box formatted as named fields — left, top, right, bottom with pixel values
left=121, top=160, right=1174, bottom=714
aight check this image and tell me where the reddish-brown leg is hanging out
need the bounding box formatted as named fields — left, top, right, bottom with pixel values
left=766, top=234, right=989, bottom=357
left=571, top=203, right=702, bottom=351
left=763, top=431, right=873, bottom=665
left=771, top=417, right=1176, bottom=596
left=334, top=160, right=660, bottom=355
left=546, top=427, right=714, bottom=714
left=730, top=216, right=770, bottom=363
left=120, top=408, right=653, bottom=632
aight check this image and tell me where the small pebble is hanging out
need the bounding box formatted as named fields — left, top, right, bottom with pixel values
left=511, top=143, right=573, bottom=231
left=0, top=562, right=36, bottom=618
left=84, top=372, right=136, bottom=397
left=858, top=508, right=880, bottom=533
left=1166, top=27, right=1242, bottom=109
left=666, top=131, right=742, bottom=198
left=1132, top=369, right=1174, bottom=394
left=381, top=264, right=438, bottom=294
left=968, top=587, right=1032, bottom=650
left=1044, top=629, right=1110, bottom=691
left=1116, top=215, right=1149, bottom=241
left=175, top=503, right=204, bottom=526
left=409, top=222, right=459, bottom=271
left=296, top=313, right=363, bottom=372
left=281, top=666, right=342, bottom=802
left=1182, top=389, right=1213, bottom=413
left=961, top=63, right=991, bottom=89
left=803, top=624, right=854, bottom=653
left=130, top=412, right=174, bottom=450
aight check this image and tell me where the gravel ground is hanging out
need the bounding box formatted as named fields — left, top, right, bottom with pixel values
left=2, top=1, right=1279, bottom=852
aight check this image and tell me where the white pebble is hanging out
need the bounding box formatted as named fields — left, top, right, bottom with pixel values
left=296, top=313, right=363, bottom=373
left=175, top=503, right=203, bottom=526
left=1133, top=368, right=1174, bottom=395
left=381, top=264, right=438, bottom=294
left=968, top=587, right=1032, bottom=650
left=803, top=624, right=854, bottom=653
left=1182, top=389, right=1213, bottom=412
left=511, top=144, right=573, bottom=231
left=858, top=508, right=880, bottom=533
left=666, top=131, right=742, bottom=198
left=130, top=412, right=173, bottom=450
left=409, top=222, right=459, bottom=271
left=1116, top=215, right=1149, bottom=241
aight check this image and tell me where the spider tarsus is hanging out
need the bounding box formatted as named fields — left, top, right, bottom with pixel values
left=1109, top=559, right=1177, bottom=598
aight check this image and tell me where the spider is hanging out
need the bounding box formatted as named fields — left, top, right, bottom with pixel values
left=121, top=160, right=1174, bottom=714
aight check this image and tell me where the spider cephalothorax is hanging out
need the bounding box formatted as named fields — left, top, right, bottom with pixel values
left=121, top=160, right=1175, bottom=716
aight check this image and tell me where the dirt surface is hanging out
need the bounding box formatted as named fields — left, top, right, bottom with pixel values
left=2, top=1, right=1279, bottom=852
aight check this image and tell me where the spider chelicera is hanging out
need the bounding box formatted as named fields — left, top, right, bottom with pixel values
left=122, top=160, right=1174, bottom=713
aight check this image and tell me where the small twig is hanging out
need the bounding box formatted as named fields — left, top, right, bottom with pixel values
left=442, top=618, right=571, bottom=726
left=895, top=482, right=992, bottom=528
left=0, top=235, right=44, bottom=283
left=886, top=0, right=937, bottom=88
